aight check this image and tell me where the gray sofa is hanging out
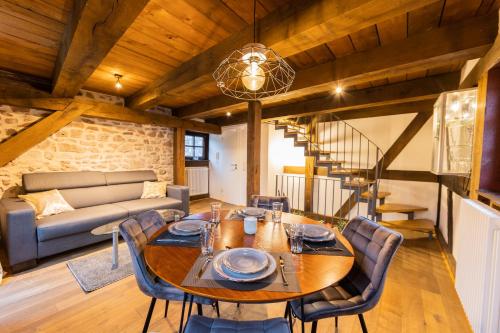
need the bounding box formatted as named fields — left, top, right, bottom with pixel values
left=0, top=170, right=189, bottom=272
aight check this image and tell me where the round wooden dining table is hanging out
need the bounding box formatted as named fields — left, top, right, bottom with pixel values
left=144, top=211, right=354, bottom=304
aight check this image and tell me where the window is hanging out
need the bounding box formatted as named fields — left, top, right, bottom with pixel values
left=185, top=132, right=208, bottom=160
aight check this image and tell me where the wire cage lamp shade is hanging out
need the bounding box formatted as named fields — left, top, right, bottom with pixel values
left=213, top=43, right=295, bottom=101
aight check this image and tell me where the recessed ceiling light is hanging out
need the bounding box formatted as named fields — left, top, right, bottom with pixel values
left=226, top=112, right=232, bottom=117
left=114, top=74, right=123, bottom=90
left=335, top=85, right=343, bottom=94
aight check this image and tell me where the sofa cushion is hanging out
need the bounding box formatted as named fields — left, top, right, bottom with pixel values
left=105, top=170, right=157, bottom=185
left=36, top=204, right=128, bottom=241
left=23, top=171, right=106, bottom=192
left=114, top=198, right=182, bottom=215
left=59, top=183, right=144, bottom=209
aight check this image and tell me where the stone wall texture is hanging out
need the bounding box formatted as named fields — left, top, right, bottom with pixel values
left=0, top=91, right=174, bottom=198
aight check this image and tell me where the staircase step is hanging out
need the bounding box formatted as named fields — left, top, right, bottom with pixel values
left=376, top=203, right=427, bottom=214
left=343, top=179, right=375, bottom=187
left=361, top=191, right=391, bottom=199
left=380, top=219, right=435, bottom=235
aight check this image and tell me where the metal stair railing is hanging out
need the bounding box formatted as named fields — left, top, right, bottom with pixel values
left=268, top=114, right=385, bottom=222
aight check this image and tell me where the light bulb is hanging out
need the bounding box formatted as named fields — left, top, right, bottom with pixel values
left=242, top=61, right=265, bottom=91
left=114, top=74, right=123, bottom=90
left=226, top=112, right=231, bottom=117
left=335, top=86, right=343, bottom=94
left=450, top=101, right=460, bottom=112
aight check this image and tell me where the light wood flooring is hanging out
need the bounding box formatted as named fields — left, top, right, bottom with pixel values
left=0, top=198, right=471, bottom=333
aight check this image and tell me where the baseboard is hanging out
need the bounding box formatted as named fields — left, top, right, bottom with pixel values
left=190, top=193, right=209, bottom=201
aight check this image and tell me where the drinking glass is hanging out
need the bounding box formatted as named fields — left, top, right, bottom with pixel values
left=200, top=224, right=215, bottom=256
left=272, top=202, right=283, bottom=223
left=289, top=224, right=304, bottom=254
left=210, top=202, right=222, bottom=224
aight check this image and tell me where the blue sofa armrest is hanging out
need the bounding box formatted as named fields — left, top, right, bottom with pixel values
left=167, top=185, right=190, bottom=215
left=0, top=198, right=37, bottom=267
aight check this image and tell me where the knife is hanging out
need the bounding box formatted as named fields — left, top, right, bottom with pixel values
left=279, top=256, right=289, bottom=286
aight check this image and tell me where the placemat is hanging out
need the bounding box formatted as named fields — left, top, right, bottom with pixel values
left=149, top=228, right=200, bottom=247
left=283, top=223, right=353, bottom=257
left=182, top=251, right=300, bottom=293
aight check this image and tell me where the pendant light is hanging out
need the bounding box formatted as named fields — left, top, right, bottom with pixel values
left=213, top=0, right=295, bottom=100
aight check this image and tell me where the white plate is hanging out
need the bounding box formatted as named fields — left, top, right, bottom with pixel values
left=303, top=224, right=330, bottom=239
left=222, top=248, right=269, bottom=274
left=242, top=207, right=266, bottom=217
left=168, top=220, right=207, bottom=236
left=213, top=251, right=276, bottom=282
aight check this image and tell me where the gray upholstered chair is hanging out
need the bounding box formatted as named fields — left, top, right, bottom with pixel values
left=185, top=315, right=291, bottom=333
left=289, top=216, right=403, bottom=333
left=251, top=195, right=290, bottom=213
left=119, top=210, right=217, bottom=333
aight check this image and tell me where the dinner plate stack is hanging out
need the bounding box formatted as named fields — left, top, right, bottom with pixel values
left=213, top=248, right=276, bottom=282
left=238, top=207, right=267, bottom=219
left=302, top=224, right=336, bottom=242
left=168, top=220, right=207, bottom=236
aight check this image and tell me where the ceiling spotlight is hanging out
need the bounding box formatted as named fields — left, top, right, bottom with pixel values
left=335, top=85, right=343, bottom=94
left=226, top=112, right=232, bottom=117
left=114, top=74, right=123, bottom=90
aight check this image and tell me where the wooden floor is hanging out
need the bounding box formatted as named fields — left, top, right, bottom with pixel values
left=0, top=198, right=471, bottom=333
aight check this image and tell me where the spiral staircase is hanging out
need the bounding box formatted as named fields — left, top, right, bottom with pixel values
left=271, top=114, right=434, bottom=237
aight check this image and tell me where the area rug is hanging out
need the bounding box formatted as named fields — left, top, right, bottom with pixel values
left=67, top=243, right=133, bottom=292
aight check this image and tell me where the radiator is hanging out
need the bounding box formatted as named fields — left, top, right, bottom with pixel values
left=455, top=199, right=500, bottom=333
left=185, top=167, right=208, bottom=196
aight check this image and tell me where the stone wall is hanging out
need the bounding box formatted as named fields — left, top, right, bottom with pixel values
left=0, top=91, right=174, bottom=198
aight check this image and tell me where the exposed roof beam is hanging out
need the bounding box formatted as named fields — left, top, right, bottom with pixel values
left=177, top=14, right=498, bottom=119
left=208, top=71, right=457, bottom=126
left=126, top=0, right=440, bottom=110
left=460, top=10, right=500, bottom=88
left=52, top=0, right=150, bottom=97
left=0, top=73, right=220, bottom=134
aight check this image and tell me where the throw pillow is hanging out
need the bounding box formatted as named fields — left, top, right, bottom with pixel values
left=141, top=181, right=167, bottom=199
left=19, top=189, right=74, bottom=219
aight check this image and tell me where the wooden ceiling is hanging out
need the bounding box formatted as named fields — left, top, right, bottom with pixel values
left=0, top=0, right=498, bottom=121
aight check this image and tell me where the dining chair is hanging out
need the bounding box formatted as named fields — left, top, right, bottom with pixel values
left=119, top=210, right=217, bottom=333
left=251, top=195, right=290, bottom=213
left=184, top=315, right=291, bottom=333
left=288, top=216, right=403, bottom=333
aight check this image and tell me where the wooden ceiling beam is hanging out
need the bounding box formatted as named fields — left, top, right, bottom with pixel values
left=0, top=101, right=92, bottom=167
left=461, top=10, right=500, bottom=88
left=206, top=72, right=458, bottom=126
left=177, top=14, right=498, bottom=119
left=126, top=0, right=440, bottom=110
left=51, top=0, right=150, bottom=97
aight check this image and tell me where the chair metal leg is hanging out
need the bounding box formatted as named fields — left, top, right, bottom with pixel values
left=215, top=301, right=220, bottom=318
left=164, top=300, right=169, bottom=318
left=237, top=302, right=240, bottom=308
left=311, top=321, right=317, bottom=333
left=284, top=302, right=290, bottom=318
left=185, top=294, right=194, bottom=332
left=179, top=294, right=188, bottom=333
left=358, top=314, right=368, bottom=333
left=335, top=316, right=338, bottom=328
left=197, top=303, right=203, bottom=315
left=287, top=302, right=294, bottom=333
left=300, top=298, right=305, bottom=333
left=142, top=297, right=156, bottom=333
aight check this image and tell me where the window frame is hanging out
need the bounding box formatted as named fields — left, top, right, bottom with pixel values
left=184, top=131, right=209, bottom=161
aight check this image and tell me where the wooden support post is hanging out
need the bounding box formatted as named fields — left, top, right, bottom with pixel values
left=469, top=73, right=488, bottom=199
left=247, top=101, right=262, bottom=205
left=174, top=128, right=186, bottom=185
left=304, top=156, right=315, bottom=212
